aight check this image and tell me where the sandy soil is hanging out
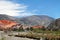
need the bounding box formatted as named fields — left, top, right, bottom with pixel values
left=0, top=31, right=34, bottom=40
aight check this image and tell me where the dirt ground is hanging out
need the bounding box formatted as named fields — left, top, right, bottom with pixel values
left=0, top=31, right=34, bottom=40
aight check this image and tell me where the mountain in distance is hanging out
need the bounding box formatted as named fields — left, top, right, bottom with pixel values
left=47, top=18, right=60, bottom=30
left=20, top=15, right=54, bottom=28
left=0, top=20, right=17, bottom=30
left=0, top=14, right=21, bottom=23
left=0, top=14, right=55, bottom=28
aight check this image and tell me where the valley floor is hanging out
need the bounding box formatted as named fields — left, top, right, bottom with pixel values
left=0, top=31, right=60, bottom=40
left=0, top=31, right=34, bottom=40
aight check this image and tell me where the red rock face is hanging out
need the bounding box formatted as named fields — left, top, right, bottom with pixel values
left=32, top=25, right=44, bottom=29
left=0, top=20, right=17, bottom=30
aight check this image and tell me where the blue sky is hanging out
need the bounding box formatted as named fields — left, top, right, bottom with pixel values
left=14, top=0, right=60, bottom=18
left=0, top=0, right=60, bottom=18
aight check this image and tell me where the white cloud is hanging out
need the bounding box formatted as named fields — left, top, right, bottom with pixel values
left=0, top=0, right=36, bottom=17
left=18, top=13, right=35, bottom=17
left=0, top=1, right=28, bottom=16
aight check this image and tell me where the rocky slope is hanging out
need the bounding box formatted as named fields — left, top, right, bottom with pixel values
left=47, top=18, right=60, bottom=30
left=0, top=14, right=21, bottom=23
left=20, top=15, right=54, bottom=27
left=0, top=14, right=54, bottom=28
left=0, top=20, right=17, bottom=30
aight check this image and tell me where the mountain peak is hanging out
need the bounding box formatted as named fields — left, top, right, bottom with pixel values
left=20, top=15, right=54, bottom=27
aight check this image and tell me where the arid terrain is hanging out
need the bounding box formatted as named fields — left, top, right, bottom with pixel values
left=0, top=31, right=34, bottom=40
left=0, top=15, right=60, bottom=40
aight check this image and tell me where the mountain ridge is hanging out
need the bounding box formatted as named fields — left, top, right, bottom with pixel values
left=0, top=14, right=55, bottom=28
left=20, top=15, right=54, bottom=27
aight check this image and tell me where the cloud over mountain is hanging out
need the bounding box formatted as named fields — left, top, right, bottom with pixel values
left=0, top=0, right=37, bottom=17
